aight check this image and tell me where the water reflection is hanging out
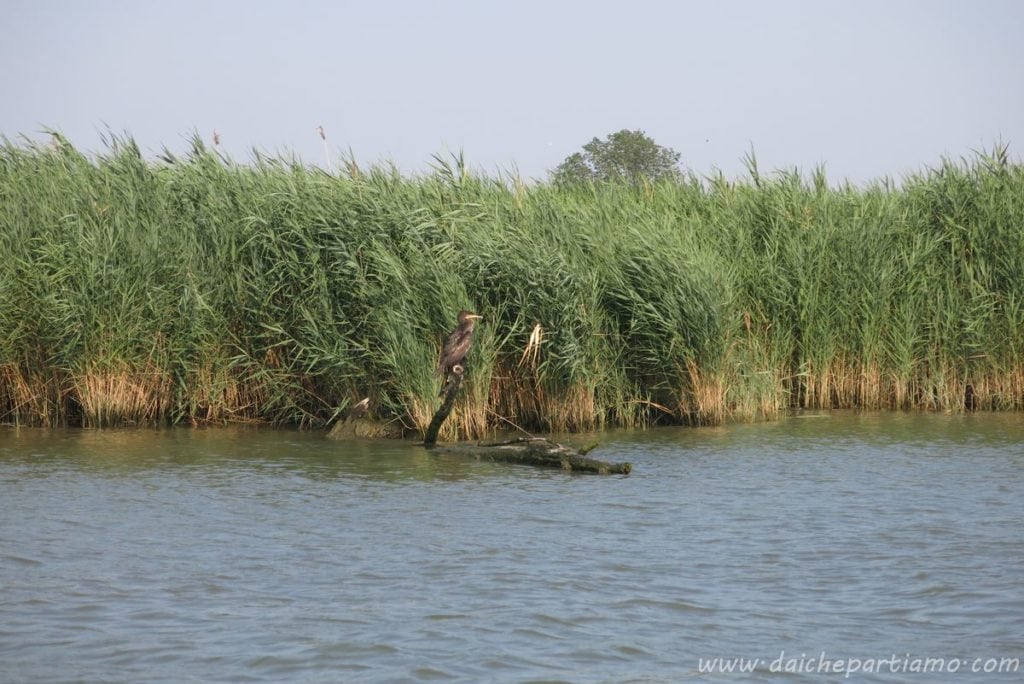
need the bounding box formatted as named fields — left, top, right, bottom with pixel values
left=0, top=426, right=515, bottom=482
left=5, top=410, right=1021, bottom=479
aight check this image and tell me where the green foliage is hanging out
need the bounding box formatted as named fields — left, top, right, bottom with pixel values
left=1, top=136, right=1022, bottom=431
left=551, top=129, right=682, bottom=185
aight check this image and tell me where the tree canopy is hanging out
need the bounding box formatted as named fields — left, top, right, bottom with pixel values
left=551, top=129, right=682, bottom=185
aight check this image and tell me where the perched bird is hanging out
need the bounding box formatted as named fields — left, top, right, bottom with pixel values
left=348, top=397, right=369, bottom=419
left=438, top=310, right=483, bottom=381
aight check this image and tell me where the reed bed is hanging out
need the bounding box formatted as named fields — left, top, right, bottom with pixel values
left=1, top=135, right=1022, bottom=434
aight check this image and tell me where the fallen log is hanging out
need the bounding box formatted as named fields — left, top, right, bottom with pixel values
left=430, top=436, right=632, bottom=474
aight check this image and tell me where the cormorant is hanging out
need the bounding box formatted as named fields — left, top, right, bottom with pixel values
left=438, top=310, right=483, bottom=381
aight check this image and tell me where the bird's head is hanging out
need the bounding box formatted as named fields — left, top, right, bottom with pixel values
left=457, top=310, right=483, bottom=324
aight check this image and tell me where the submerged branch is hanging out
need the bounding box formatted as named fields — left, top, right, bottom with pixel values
left=423, top=367, right=464, bottom=447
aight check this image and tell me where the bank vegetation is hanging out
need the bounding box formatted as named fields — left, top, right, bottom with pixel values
left=2, top=135, right=1022, bottom=437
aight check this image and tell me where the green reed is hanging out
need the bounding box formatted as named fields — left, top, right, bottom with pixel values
left=1, top=135, right=1021, bottom=432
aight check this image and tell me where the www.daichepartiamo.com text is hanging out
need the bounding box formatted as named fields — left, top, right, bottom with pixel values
left=698, top=651, right=1020, bottom=677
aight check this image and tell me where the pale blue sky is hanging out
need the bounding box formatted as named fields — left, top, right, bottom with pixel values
left=3, top=0, right=1022, bottom=183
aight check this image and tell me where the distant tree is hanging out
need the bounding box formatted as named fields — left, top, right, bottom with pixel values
left=552, top=129, right=682, bottom=185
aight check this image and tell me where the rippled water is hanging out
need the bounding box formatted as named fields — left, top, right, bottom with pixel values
left=2, top=412, right=1022, bottom=682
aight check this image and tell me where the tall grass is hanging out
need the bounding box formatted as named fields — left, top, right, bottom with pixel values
left=1, top=135, right=1022, bottom=433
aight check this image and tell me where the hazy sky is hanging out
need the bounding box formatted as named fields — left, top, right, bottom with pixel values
left=3, top=0, right=1023, bottom=183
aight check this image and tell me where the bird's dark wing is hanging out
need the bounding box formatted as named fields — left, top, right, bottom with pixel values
left=438, top=327, right=474, bottom=375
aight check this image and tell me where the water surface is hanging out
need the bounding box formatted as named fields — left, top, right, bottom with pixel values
left=2, top=412, right=1022, bottom=682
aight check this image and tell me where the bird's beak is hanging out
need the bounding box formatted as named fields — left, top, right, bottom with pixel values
left=468, top=314, right=483, bottom=320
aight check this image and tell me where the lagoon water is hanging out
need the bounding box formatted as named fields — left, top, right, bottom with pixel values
left=1, top=413, right=1022, bottom=682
